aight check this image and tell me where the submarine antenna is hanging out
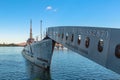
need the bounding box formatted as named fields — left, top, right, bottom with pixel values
left=40, top=20, right=42, bottom=40
left=30, top=19, right=32, bottom=39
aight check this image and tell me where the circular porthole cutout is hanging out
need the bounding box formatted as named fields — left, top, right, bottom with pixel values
left=85, top=37, right=90, bottom=48
left=78, top=35, right=81, bottom=45
left=71, top=34, right=74, bottom=42
left=66, top=33, right=68, bottom=40
left=62, top=33, right=64, bottom=39
left=115, top=44, right=120, bottom=58
left=98, top=39, right=104, bottom=52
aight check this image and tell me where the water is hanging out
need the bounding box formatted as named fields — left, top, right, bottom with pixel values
left=0, top=47, right=120, bottom=80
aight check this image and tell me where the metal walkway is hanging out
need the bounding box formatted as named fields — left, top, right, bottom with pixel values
left=47, top=26, right=120, bottom=74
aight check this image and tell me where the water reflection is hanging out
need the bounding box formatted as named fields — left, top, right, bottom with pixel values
left=25, top=60, right=51, bottom=80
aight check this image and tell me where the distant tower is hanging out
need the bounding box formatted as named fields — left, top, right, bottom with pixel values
left=30, top=19, right=32, bottom=39
left=27, top=19, right=34, bottom=44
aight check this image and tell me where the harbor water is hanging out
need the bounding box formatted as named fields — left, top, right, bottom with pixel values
left=0, top=47, right=120, bottom=80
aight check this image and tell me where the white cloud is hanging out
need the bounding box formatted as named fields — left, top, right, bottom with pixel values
left=53, top=9, right=57, bottom=12
left=46, top=6, right=57, bottom=12
left=46, top=6, right=52, bottom=10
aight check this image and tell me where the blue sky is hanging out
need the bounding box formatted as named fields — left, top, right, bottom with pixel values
left=0, top=0, right=120, bottom=43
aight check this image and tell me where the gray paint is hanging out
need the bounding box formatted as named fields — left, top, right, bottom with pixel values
left=22, top=39, right=53, bottom=69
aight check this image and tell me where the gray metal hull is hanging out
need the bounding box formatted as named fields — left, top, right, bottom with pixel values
left=22, top=39, right=54, bottom=70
